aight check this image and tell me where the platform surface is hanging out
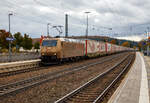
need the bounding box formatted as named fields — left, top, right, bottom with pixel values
left=108, top=52, right=149, bottom=103
left=143, top=54, right=150, bottom=101
left=0, top=59, right=40, bottom=67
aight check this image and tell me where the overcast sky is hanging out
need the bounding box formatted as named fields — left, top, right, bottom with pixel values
left=0, top=0, right=150, bottom=41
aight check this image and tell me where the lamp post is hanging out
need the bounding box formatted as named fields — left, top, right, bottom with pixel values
left=84, top=11, right=91, bottom=38
left=8, top=13, right=13, bottom=62
left=47, top=23, right=51, bottom=37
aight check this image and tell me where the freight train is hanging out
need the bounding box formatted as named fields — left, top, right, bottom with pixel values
left=40, top=37, right=133, bottom=64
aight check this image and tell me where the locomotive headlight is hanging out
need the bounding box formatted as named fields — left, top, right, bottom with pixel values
left=41, top=53, right=45, bottom=56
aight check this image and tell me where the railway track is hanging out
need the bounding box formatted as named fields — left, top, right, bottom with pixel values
left=0, top=53, right=128, bottom=98
left=0, top=53, right=124, bottom=77
left=54, top=53, right=135, bottom=103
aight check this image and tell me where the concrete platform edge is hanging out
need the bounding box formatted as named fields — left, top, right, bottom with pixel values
left=108, top=52, right=149, bottom=103
left=139, top=53, right=149, bottom=103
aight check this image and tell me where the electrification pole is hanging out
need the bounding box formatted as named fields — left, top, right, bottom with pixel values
left=52, top=25, right=63, bottom=37
left=65, top=14, right=68, bottom=37
left=47, top=23, right=50, bottom=37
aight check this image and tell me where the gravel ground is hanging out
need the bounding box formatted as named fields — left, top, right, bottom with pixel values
left=0, top=53, right=126, bottom=85
left=0, top=53, right=130, bottom=103
left=102, top=53, right=135, bottom=103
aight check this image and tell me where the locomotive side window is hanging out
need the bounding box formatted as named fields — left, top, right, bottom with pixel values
left=42, top=40, right=57, bottom=47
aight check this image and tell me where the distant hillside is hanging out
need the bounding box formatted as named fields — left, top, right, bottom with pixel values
left=32, top=35, right=138, bottom=48
left=32, top=38, right=40, bottom=45
left=68, top=35, right=138, bottom=47
left=68, top=36, right=110, bottom=41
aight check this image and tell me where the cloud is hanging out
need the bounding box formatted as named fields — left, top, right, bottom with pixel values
left=116, top=35, right=146, bottom=41
left=0, top=0, right=150, bottom=41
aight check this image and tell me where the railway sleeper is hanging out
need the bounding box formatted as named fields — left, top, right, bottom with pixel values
left=78, top=92, right=99, bottom=96
left=75, top=95, right=98, bottom=98
left=68, top=98, right=94, bottom=102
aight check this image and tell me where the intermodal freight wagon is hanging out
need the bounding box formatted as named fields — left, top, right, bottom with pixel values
left=40, top=37, right=133, bottom=64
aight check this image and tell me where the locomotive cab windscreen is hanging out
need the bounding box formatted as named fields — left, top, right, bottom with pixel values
left=42, top=40, right=58, bottom=47
left=41, top=39, right=60, bottom=63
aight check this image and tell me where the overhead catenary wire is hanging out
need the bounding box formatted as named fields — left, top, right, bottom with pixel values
left=1, top=0, right=149, bottom=38
left=102, top=0, right=128, bottom=37
left=3, top=0, right=65, bottom=27
left=3, top=0, right=51, bottom=24
left=0, top=0, right=62, bottom=37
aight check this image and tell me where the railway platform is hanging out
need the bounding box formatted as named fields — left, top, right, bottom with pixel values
left=0, top=59, right=40, bottom=73
left=0, top=59, right=40, bottom=66
left=108, top=52, right=149, bottom=103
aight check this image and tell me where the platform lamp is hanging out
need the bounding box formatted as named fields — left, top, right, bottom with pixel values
left=8, top=12, right=13, bottom=62
left=84, top=11, right=91, bottom=38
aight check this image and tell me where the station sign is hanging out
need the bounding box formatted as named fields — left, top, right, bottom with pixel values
left=142, top=42, right=146, bottom=45
left=6, top=37, right=15, bottom=41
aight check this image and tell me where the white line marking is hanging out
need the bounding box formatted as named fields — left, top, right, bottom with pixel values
left=139, top=53, right=149, bottom=103
left=0, top=59, right=40, bottom=66
left=112, top=53, right=136, bottom=103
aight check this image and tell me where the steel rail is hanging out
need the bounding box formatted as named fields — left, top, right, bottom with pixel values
left=0, top=53, right=123, bottom=77
left=93, top=54, right=134, bottom=103
left=54, top=54, right=134, bottom=103
left=0, top=53, right=126, bottom=97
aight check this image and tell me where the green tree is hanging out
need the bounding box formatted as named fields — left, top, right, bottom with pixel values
left=122, top=41, right=130, bottom=47
left=110, top=39, right=117, bottom=44
left=138, top=40, right=148, bottom=51
left=13, top=32, right=23, bottom=51
left=0, top=30, right=12, bottom=49
left=34, top=42, right=40, bottom=52
left=22, top=34, right=33, bottom=50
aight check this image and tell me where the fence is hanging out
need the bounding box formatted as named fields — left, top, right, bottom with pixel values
left=0, top=52, right=41, bottom=63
